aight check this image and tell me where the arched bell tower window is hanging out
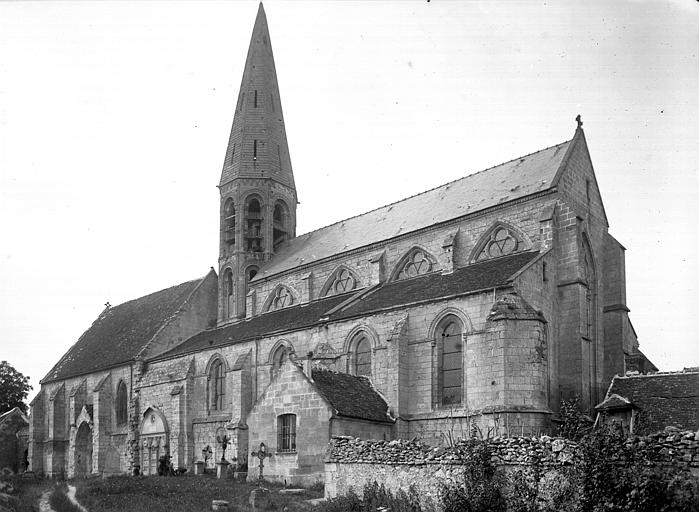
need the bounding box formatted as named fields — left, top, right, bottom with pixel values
left=224, top=269, right=234, bottom=319
left=272, top=200, right=290, bottom=250
left=245, top=196, right=264, bottom=253
left=223, top=199, right=236, bottom=245
left=435, top=316, right=464, bottom=407
left=115, top=380, right=128, bottom=427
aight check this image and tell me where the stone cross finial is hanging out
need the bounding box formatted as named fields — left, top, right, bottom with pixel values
left=576, top=114, right=583, bottom=129
left=104, top=302, right=111, bottom=308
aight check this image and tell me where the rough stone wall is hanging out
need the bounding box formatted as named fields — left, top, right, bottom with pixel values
left=325, top=431, right=699, bottom=507
left=246, top=360, right=332, bottom=486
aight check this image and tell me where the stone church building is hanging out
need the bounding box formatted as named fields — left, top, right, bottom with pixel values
left=28, top=4, right=655, bottom=484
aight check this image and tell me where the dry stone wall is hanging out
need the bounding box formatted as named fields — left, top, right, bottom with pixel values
left=325, top=430, right=699, bottom=508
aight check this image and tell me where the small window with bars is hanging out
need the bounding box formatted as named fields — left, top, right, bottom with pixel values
left=277, top=414, right=296, bottom=452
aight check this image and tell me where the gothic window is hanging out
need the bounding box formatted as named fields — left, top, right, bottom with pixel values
left=352, top=334, right=371, bottom=377
left=254, top=90, right=258, bottom=108
left=271, top=345, right=291, bottom=377
left=397, top=250, right=434, bottom=280
left=245, top=197, right=263, bottom=252
left=582, top=244, right=595, bottom=339
left=224, top=198, right=235, bottom=244
left=115, top=380, right=128, bottom=427
left=267, top=286, right=294, bottom=311
left=476, top=227, right=519, bottom=261
left=435, top=316, right=463, bottom=407
left=277, top=414, right=296, bottom=452
left=324, top=268, right=357, bottom=297
left=272, top=201, right=290, bottom=250
left=208, top=359, right=225, bottom=412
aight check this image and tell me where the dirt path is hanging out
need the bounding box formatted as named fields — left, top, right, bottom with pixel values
left=66, top=485, right=88, bottom=512
left=38, top=489, right=52, bottom=512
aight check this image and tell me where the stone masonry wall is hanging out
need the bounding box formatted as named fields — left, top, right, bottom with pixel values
left=325, top=431, right=699, bottom=508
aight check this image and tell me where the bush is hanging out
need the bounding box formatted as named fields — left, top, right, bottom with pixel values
left=440, top=439, right=506, bottom=512
left=321, top=481, right=422, bottom=512
left=49, top=487, right=83, bottom=512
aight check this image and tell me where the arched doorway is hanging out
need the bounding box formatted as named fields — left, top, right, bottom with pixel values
left=74, top=422, right=93, bottom=477
left=140, top=408, right=168, bottom=476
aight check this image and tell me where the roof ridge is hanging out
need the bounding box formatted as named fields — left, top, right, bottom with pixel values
left=285, top=139, right=572, bottom=241
left=109, top=276, right=204, bottom=310
left=619, top=370, right=699, bottom=379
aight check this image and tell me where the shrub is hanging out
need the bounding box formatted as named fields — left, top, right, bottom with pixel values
left=320, top=481, right=422, bottom=512
left=440, top=439, right=505, bottom=512
left=49, top=487, right=83, bottom=512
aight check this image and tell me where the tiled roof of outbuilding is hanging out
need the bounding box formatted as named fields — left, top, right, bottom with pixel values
left=312, top=368, right=393, bottom=423
left=600, top=371, right=699, bottom=432
left=157, top=250, right=538, bottom=359
left=42, top=277, right=207, bottom=383
left=254, top=139, right=571, bottom=280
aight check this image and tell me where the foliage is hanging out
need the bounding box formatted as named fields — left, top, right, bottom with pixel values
left=557, top=396, right=592, bottom=441
left=0, top=361, right=32, bottom=414
left=506, top=469, right=538, bottom=512
left=75, top=474, right=323, bottom=512
left=439, top=439, right=506, bottom=512
left=49, top=486, right=83, bottom=512
left=575, top=424, right=699, bottom=512
left=321, top=481, right=422, bottom=512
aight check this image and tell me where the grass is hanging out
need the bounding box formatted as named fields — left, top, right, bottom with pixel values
left=74, top=474, right=323, bottom=512
left=4, top=475, right=52, bottom=512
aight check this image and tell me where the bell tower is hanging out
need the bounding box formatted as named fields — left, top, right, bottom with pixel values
left=218, top=3, right=297, bottom=324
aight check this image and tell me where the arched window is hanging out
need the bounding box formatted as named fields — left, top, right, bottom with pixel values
left=272, top=200, right=290, bottom=250
left=271, top=345, right=290, bottom=377
left=323, top=268, right=357, bottom=297
left=267, top=286, right=294, bottom=312
left=471, top=223, right=526, bottom=263
left=208, top=359, right=226, bottom=412
left=436, top=317, right=463, bottom=406
left=115, top=380, right=128, bottom=427
left=224, top=269, right=234, bottom=319
left=223, top=198, right=235, bottom=244
left=353, top=335, right=372, bottom=377
left=396, top=249, right=434, bottom=280
left=245, top=197, right=263, bottom=252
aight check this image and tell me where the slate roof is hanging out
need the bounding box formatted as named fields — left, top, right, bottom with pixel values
left=599, top=371, right=699, bottom=432
left=157, top=250, right=538, bottom=359
left=311, top=368, right=393, bottom=423
left=254, top=139, right=571, bottom=280
left=42, top=277, right=207, bottom=383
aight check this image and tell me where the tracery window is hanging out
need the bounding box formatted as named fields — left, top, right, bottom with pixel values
left=325, top=268, right=357, bottom=296
left=397, top=250, right=433, bottom=280
left=268, top=286, right=294, bottom=311
left=277, top=414, right=296, bottom=452
left=115, top=380, right=128, bottom=427
left=435, top=316, right=463, bottom=407
left=476, top=227, right=519, bottom=261
left=208, top=359, right=225, bottom=412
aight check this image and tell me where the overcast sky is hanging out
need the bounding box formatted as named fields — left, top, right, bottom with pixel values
left=1, top=0, right=697, bottom=404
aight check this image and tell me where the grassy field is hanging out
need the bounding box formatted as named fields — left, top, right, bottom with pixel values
left=73, top=474, right=323, bottom=512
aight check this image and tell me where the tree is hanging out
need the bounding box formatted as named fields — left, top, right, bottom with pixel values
left=0, top=361, right=32, bottom=414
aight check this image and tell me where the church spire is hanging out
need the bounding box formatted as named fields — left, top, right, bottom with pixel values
left=220, top=2, right=296, bottom=191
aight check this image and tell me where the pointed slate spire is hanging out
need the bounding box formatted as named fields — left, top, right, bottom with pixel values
left=220, top=3, right=295, bottom=191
